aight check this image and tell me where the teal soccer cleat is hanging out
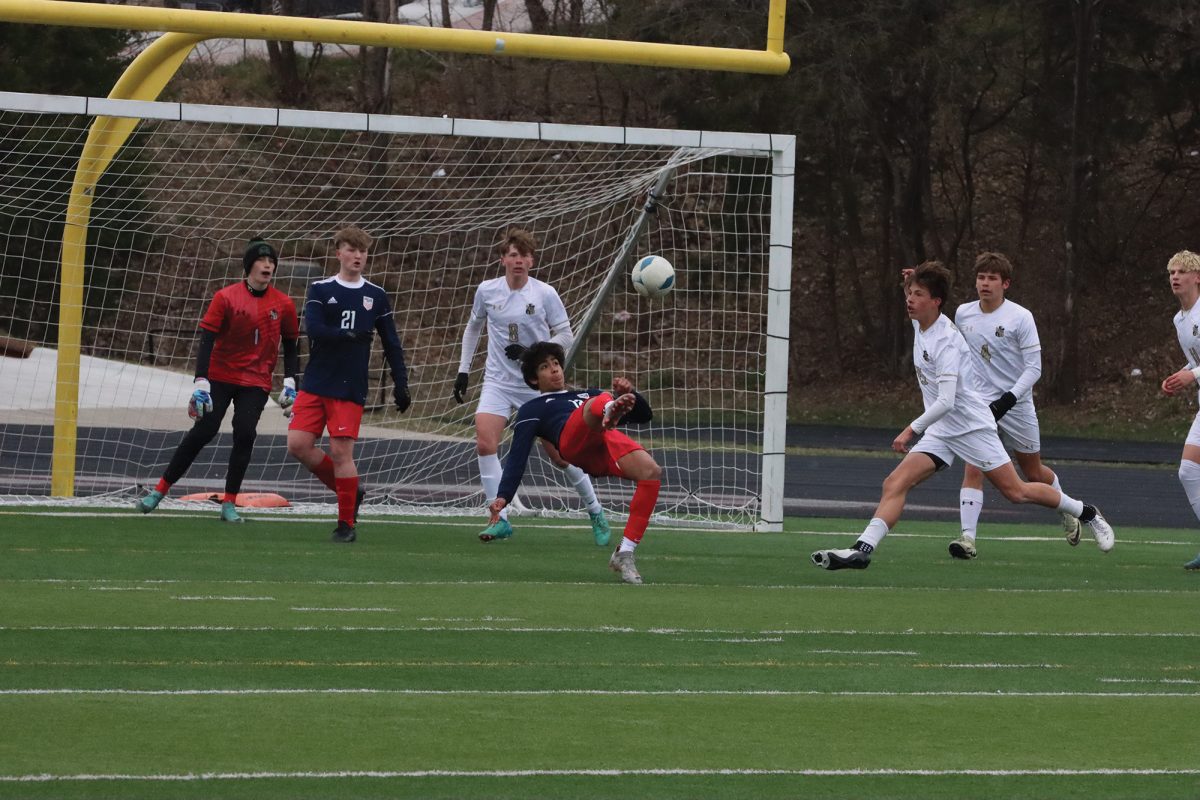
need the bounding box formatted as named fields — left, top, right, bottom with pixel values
left=589, top=510, right=611, bottom=547
left=136, top=490, right=164, bottom=514
left=220, top=501, right=243, bottom=524
left=479, top=518, right=514, bottom=542
left=1185, top=553, right=1200, bottom=571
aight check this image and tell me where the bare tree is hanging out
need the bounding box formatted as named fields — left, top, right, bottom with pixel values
left=360, top=0, right=394, bottom=113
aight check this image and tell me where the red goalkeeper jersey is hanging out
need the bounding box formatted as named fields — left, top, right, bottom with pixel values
left=199, top=282, right=299, bottom=391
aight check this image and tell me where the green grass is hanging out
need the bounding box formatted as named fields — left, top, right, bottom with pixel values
left=0, top=510, right=1198, bottom=799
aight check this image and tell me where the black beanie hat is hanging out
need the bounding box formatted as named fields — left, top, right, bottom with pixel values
left=243, top=238, right=278, bottom=274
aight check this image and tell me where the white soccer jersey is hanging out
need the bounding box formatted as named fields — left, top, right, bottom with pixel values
left=1173, top=302, right=1200, bottom=402
left=955, top=299, right=1042, bottom=400
left=462, top=276, right=572, bottom=388
left=912, top=314, right=997, bottom=438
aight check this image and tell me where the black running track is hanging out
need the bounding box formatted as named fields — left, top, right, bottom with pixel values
left=0, top=423, right=1188, bottom=529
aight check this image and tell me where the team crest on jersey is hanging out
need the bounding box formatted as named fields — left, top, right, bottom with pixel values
left=995, top=326, right=1005, bottom=337
left=362, top=296, right=374, bottom=311
left=922, top=350, right=930, bottom=362
left=269, top=309, right=279, bottom=321
left=1193, top=324, right=1198, bottom=337
left=526, top=303, right=536, bottom=315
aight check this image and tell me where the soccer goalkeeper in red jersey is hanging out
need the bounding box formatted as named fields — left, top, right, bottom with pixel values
left=486, top=341, right=661, bottom=583
left=137, top=238, right=300, bottom=522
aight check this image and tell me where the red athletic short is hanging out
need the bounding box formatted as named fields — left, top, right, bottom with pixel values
left=288, top=391, right=364, bottom=439
left=558, top=404, right=644, bottom=478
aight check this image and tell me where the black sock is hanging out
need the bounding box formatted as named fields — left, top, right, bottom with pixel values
left=853, top=540, right=874, bottom=555
left=1078, top=505, right=1096, bottom=523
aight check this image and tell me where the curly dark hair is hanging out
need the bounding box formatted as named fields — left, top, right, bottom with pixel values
left=520, top=341, right=565, bottom=388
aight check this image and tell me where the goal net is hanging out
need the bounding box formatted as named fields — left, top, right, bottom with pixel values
left=0, top=92, right=793, bottom=530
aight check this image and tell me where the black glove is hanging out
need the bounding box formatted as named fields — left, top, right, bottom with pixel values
left=989, top=391, right=1017, bottom=421
left=453, top=372, right=469, bottom=404
left=342, top=329, right=366, bottom=343
left=504, top=343, right=527, bottom=361
left=394, top=384, right=411, bottom=413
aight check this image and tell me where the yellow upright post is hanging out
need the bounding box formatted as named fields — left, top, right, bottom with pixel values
left=51, top=33, right=203, bottom=496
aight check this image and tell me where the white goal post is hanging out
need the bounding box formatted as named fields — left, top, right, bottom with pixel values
left=0, top=91, right=794, bottom=530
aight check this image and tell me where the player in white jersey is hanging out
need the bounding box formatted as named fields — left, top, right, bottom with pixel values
left=811, top=261, right=1114, bottom=570
left=1160, top=250, right=1200, bottom=570
left=949, top=252, right=1086, bottom=559
left=453, top=228, right=610, bottom=545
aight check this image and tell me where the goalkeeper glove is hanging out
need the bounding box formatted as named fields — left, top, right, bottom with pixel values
left=278, top=377, right=297, bottom=418
left=504, top=343, right=527, bottom=361
left=453, top=372, right=469, bottom=404
left=394, top=383, right=411, bottom=413
left=989, top=391, right=1017, bottom=421
left=188, top=378, right=213, bottom=420
left=342, top=328, right=368, bottom=343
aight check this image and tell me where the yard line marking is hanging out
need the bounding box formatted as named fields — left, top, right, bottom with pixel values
left=3, top=624, right=1200, bottom=638
left=685, top=637, right=785, bottom=643
left=3, top=578, right=1195, bottom=596
left=811, top=649, right=919, bottom=655
left=1100, top=678, right=1200, bottom=685
left=0, top=688, right=1197, bottom=698
left=3, top=767, right=1200, bottom=783
left=173, top=596, right=275, bottom=602
left=290, top=607, right=399, bottom=612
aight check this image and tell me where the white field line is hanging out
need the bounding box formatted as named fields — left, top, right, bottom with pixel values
left=2, top=767, right=1199, bottom=782
left=0, top=688, right=1196, bottom=698
left=2, top=577, right=1195, bottom=597
left=811, top=649, right=919, bottom=655
left=3, top=509, right=1197, bottom=545
left=2, top=624, right=1199, bottom=639
left=173, top=596, right=275, bottom=601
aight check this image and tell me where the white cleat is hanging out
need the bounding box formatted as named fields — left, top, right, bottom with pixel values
left=1085, top=509, right=1115, bottom=553
left=608, top=550, right=643, bottom=584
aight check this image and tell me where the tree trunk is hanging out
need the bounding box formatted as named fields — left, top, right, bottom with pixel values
left=524, top=0, right=550, bottom=33
left=1054, top=0, right=1100, bottom=402
left=260, top=0, right=304, bottom=103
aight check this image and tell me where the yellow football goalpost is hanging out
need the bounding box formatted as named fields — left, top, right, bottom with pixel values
left=0, top=0, right=790, bottom=498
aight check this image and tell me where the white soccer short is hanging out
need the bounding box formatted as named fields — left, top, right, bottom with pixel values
left=996, top=398, right=1041, bottom=454
left=912, top=428, right=1012, bottom=473
left=475, top=381, right=539, bottom=419
left=1186, top=408, right=1200, bottom=448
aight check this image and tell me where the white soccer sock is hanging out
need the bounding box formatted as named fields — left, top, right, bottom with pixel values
left=959, top=488, right=984, bottom=541
left=619, top=536, right=637, bottom=553
left=559, top=463, right=603, bottom=515
left=478, top=454, right=508, bottom=520
left=1049, top=471, right=1062, bottom=492
left=1055, top=491, right=1084, bottom=519
left=858, top=517, right=889, bottom=549
left=1177, top=460, right=1200, bottom=524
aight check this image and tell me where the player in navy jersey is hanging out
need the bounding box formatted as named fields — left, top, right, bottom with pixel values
left=454, top=227, right=609, bottom=546
left=486, top=341, right=661, bottom=583
left=285, top=226, right=411, bottom=543
left=137, top=238, right=300, bottom=523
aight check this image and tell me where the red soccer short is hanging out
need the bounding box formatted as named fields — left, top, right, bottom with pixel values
left=558, top=402, right=644, bottom=478
left=288, top=391, right=364, bottom=439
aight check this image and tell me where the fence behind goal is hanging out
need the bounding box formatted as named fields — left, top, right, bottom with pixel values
left=0, top=92, right=794, bottom=530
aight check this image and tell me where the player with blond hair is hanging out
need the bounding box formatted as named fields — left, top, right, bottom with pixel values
left=454, top=227, right=610, bottom=546
left=811, top=261, right=1114, bottom=570
left=947, top=251, right=1090, bottom=559
left=1160, top=249, right=1200, bottom=570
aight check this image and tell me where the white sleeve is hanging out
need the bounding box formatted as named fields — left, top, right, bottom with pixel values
left=543, top=286, right=575, bottom=351
left=457, top=289, right=487, bottom=373
left=1008, top=311, right=1042, bottom=399
left=911, top=373, right=958, bottom=435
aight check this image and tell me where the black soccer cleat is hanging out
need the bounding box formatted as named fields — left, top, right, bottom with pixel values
left=331, top=521, right=357, bottom=543
left=811, top=548, right=871, bottom=570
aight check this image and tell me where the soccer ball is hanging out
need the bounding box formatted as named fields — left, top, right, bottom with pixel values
left=630, top=255, right=675, bottom=299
